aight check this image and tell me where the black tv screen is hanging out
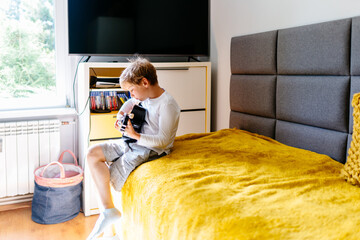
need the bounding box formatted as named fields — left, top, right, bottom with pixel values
left=68, top=0, right=210, bottom=57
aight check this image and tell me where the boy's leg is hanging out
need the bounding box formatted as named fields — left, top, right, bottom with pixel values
left=87, top=145, right=115, bottom=209
left=86, top=145, right=121, bottom=240
left=87, top=143, right=161, bottom=238
left=109, top=144, right=152, bottom=191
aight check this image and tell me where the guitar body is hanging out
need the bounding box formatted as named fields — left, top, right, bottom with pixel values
left=117, top=104, right=147, bottom=142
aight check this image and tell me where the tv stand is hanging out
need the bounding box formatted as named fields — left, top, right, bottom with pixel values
left=84, top=56, right=91, bottom=62
left=188, top=56, right=201, bottom=62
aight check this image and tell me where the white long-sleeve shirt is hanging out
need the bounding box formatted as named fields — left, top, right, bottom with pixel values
left=117, top=91, right=181, bottom=155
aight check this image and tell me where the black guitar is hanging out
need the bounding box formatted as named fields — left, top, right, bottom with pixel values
left=117, top=104, right=147, bottom=142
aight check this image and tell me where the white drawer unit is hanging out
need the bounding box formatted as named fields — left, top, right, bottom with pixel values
left=78, top=62, right=211, bottom=216
left=178, top=111, right=207, bottom=135
left=157, top=67, right=207, bottom=110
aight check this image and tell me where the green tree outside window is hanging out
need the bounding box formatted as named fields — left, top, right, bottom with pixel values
left=0, top=0, right=55, bottom=99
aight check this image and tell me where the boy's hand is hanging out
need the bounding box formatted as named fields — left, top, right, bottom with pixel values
left=114, top=120, right=121, bottom=131
left=125, top=120, right=140, bottom=140
left=114, top=112, right=125, bottom=132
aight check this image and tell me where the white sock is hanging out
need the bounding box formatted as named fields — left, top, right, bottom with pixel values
left=87, top=208, right=122, bottom=240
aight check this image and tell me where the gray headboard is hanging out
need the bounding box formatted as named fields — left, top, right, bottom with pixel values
left=230, top=16, right=360, bottom=164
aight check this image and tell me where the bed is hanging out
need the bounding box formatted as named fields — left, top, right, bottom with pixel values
left=115, top=16, right=360, bottom=239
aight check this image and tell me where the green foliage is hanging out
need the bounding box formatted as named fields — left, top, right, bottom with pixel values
left=0, top=0, right=55, bottom=98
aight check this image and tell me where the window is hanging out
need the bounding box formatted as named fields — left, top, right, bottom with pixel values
left=0, top=0, right=68, bottom=110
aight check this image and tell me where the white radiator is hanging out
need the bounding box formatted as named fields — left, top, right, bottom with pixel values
left=0, top=120, right=61, bottom=199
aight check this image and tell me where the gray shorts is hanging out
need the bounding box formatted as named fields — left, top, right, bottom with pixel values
left=100, top=139, right=165, bottom=191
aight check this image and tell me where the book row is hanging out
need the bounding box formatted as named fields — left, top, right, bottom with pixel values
left=90, top=91, right=130, bottom=112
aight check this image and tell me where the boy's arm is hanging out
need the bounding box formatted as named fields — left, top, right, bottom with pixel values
left=137, top=102, right=180, bottom=149
left=116, top=98, right=137, bottom=119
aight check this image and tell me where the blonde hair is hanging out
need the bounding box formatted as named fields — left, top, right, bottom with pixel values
left=119, top=56, right=158, bottom=86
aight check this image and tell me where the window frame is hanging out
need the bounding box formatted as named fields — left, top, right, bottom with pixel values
left=0, top=0, right=75, bottom=112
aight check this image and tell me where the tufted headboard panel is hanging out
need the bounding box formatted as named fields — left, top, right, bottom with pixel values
left=230, top=16, right=360, bottom=163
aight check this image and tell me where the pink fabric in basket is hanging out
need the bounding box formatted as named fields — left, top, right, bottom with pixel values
left=54, top=171, right=80, bottom=178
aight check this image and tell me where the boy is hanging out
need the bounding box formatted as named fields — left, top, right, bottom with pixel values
left=86, top=57, right=181, bottom=239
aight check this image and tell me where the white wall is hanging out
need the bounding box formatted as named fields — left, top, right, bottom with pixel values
left=210, top=0, right=360, bottom=131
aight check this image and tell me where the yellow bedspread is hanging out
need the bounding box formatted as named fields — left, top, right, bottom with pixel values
left=120, top=128, right=360, bottom=240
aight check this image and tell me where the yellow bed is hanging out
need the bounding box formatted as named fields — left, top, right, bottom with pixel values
left=114, top=17, right=360, bottom=239
left=118, top=128, right=360, bottom=240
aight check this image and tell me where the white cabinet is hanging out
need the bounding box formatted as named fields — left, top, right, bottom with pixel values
left=77, top=62, right=211, bottom=216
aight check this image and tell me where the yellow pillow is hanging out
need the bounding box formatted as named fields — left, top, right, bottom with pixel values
left=342, top=92, right=360, bottom=186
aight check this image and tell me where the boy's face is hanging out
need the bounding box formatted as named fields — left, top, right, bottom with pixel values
left=122, top=78, right=149, bottom=101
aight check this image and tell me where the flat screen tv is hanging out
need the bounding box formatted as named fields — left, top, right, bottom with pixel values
left=67, top=0, right=210, bottom=57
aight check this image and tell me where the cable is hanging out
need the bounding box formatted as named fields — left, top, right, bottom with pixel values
left=77, top=95, right=90, bottom=116
left=72, top=56, right=85, bottom=111
left=91, top=68, right=97, bottom=76
left=84, top=56, right=91, bottom=62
